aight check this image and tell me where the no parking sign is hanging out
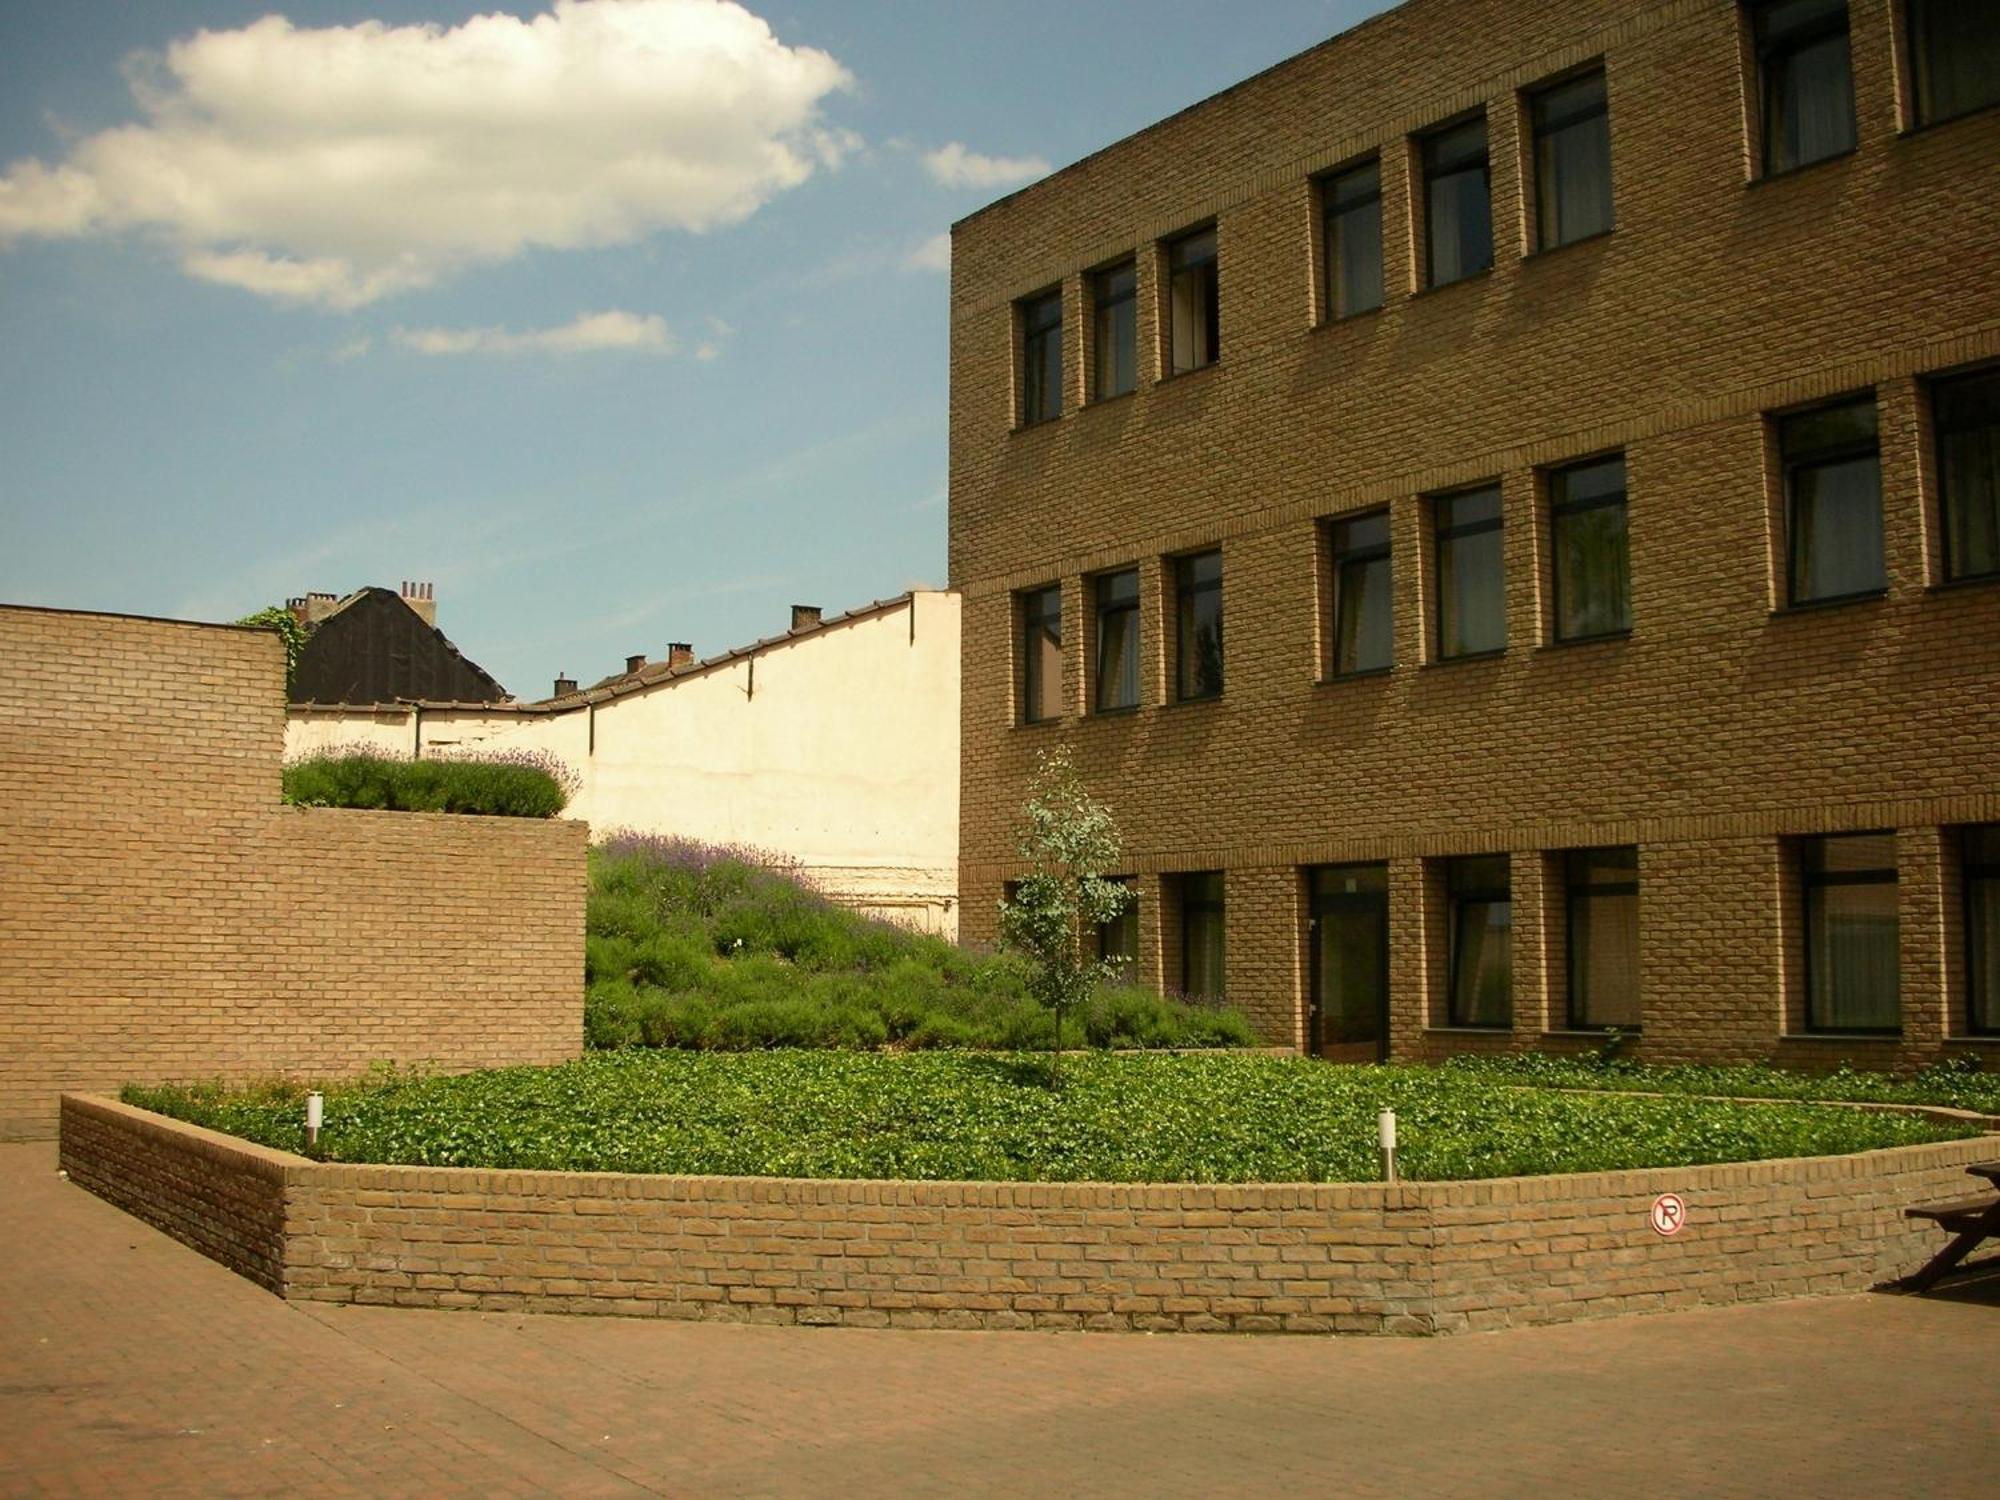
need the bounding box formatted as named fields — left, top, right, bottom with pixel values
left=1650, top=1193, right=1687, bottom=1236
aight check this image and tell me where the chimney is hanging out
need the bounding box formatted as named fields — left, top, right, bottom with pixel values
left=400, top=580, right=438, bottom=627
left=668, top=642, right=695, bottom=670
left=298, top=591, right=341, bottom=626
left=553, top=673, right=578, bottom=697
left=790, top=603, right=823, bottom=632
left=625, top=654, right=648, bottom=675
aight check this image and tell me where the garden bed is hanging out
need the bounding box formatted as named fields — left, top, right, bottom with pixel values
left=123, top=1052, right=1977, bottom=1183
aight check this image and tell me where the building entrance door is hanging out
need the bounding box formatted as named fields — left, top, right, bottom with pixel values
left=1309, top=863, right=1389, bottom=1064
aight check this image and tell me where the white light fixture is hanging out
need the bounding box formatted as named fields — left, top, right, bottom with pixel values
left=1378, top=1107, right=1399, bottom=1185
left=305, top=1091, right=324, bottom=1151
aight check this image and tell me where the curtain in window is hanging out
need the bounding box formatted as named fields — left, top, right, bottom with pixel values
left=1452, top=899, right=1512, bottom=1026
left=1093, top=262, right=1137, bottom=400
left=1096, top=598, right=1140, bottom=710
left=1939, top=380, right=2000, bottom=579
left=1424, top=119, right=1491, bottom=286
left=1792, top=454, right=1884, bottom=600
left=1534, top=72, right=1612, bottom=248
left=1556, top=500, right=1630, bottom=637
left=1440, top=524, right=1504, bottom=655
left=1810, top=890, right=1898, bottom=1030
left=1971, top=863, right=2000, bottom=1034
left=1768, top=31, right=1855, bottom=172
left=1181, top=875, right=1226, bottom=999
left=1573, top=888, right=1640, bottom=1027
left=1911, top=1, right=2000, bottom=124
left=1337, top=553, right=1392, bottom=672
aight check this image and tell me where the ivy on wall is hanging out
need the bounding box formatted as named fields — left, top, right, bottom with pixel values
left=235, top=605, right=309, bottom=692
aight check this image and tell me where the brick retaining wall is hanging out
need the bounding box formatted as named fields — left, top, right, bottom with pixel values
left=61, top=1094, right=1998, bottom=1336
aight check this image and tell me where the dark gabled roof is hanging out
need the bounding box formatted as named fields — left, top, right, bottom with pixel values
left=289, top=587, right=509, bottom=706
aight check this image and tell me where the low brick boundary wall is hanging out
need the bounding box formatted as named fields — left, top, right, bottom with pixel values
left=61, top=1094, right=1997, bottom=1335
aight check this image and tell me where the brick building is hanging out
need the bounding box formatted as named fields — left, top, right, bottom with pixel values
left=949, top=0, right=2000, bottom=1069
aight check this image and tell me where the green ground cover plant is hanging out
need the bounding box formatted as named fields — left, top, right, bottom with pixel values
left=283, top=748, right=575, bottom=817
left=1444, top=1051, right=2000, bottom=1116
left=123, top=1051, right=1977, bottom=1184
left=584, top=834, right=1254, bottom=1052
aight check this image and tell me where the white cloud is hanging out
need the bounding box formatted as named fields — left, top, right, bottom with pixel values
left=392, top=309, right=676, bottom=356
left=921, top=142, right=1049, bottom=191
left=0, top=0, right=854, bottom=307
left=902, top=231, right=950, bottom=273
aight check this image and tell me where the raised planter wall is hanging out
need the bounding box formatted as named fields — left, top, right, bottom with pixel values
left=61, top=1095, right=1997, bottom=1335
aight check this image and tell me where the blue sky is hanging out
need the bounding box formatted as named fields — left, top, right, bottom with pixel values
left=0, top=0, right=1389, bottom=698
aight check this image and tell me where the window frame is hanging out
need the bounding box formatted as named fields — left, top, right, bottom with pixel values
left=1548, top=454, right=1632, bottom=642
left=1018, top=583, right=1063, bottom=725
left=1965, top=825, right=2000, bottom=1037
left=1319, top=156, right=1385, bottom=322
left=1016, top=287, right=1063, bottom=428
left=1329, top=508, right=1393, bottom=677
left=1565, top=846, right=1641, bottom=1031
left=1173, top=549, right=1225, bottom=702
left=1446, top=854, right=1513, bottom=1029
left=1931, top=365, right=2000, bottom=585
left=1091, top=259, right=1139, bottom=402
left=1164, top=225, right=1220, bottom=376
left=1799, top=831, right=1900, bottom=1036
left=1419, top=112, right=1493, bottom=289
left=1748, top=0, right=1857, bottom=179
left=1777, top=392, right=1885, bottom=609
left=1905, top=0, right=2000, bottom=130
left=1092, top=567, right=1142, bottom=714
left=1432, top=485, right=1507, bottom=661
left=1528, top=65, right=1614, bottom=252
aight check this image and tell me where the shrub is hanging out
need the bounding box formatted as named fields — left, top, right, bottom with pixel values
left=283, top=748, right=575, bottom=818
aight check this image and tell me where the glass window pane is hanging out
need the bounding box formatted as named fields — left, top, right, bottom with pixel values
left=1763, top=22, right=1855, bottom=174
left=1909, top=0, right=2000, bottom=125
left=1782, top=397, right=1877, bottom=459
left=1807, top=879, right=1899, bottom=1030
left=1021, top=586, right=1061, bottom=723
left=1568, top=846, right=1640, bottom=1029
left=1424, top=117, right=1491, bottom=286
left=1092, top=262, right=1137, bottom=401
left=1168, top=229, right=1218, bottom=373
left=1969, top=829, right=2000, bottom=1034
left=1180, top=872, right=1226, bottom=999
left=1533, top=71, right=1612, bottom=250
left=1094, top=571, right=1140, bottom=712
left=1097, top=880, right=1138, bottom=984
left=1336, top=555, right=1393, bottom=673
left=1936, top=369, right=2000, bottom=581
left=1176, top=552, right=1223, bottom=699
left=1451, top=897, right=1512, bottom=1026
left=1020, top=291, right=1062, bottom=425
left=1790, top=454, right=1885, bottom=601
left=1805, top=831, right=1896, bottom=876
left=1325, top=161, right=1383, bottom=318
left=1555, top=498, right=1631, bottom=639
left=1439, top=525, right=1505, bottom=656
left=1440, top=489, right=1502, bottom=529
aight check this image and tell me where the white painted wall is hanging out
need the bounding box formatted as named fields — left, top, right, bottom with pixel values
left=285, top=591, right=961, bottom=934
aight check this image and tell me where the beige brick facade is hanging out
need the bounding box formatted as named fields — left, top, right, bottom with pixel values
left=949, top=0, right=2000, bottom=1068
left=61, top=1093, right=2000, bottom=1336
left=0, top=605, right=586, bottom=1139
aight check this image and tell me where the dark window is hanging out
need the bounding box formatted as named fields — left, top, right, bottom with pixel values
left=1096, top=877, right=1138, bottom=984
left=1448, top=855, right=1512, bottom=1027
left=1421, top=115, right=1492, bottom=288
left=1321, top=159, right=1384, bottom=319
left=1166, top=227, right=1219, bottom=373
left=1434, top=486, right=1506, bottom=658
left=1967, top=825, right=2000, bottom=1036
left=1780, top=395, right=1883, bottom=605
left=1092, top=260, right=1138, bottom=400
left=1018, top=289, right=1062, bottom=426
left=1550, top=455, right=1631, bottom=640
left=1093, top=569, right=1141, bottom=712
left=1801, top=832, right=1899, bottom=1033
left=1179, top=871, right=1226, bottom=1000
left=1750, top=0, right=1856, bottom=175
left=1331, top=510, right=1393, bottom=675
left=1175, top=550, right=1223, bottom=700
left=1567, top=847, right=1640, bottom=1030
left=1019, top=584, right=1062, bottom=723
left=1908, top=0, right=2000, bottom=127
left=1531, top=68, right=1613, bottom=250
left=1934, top=367, right=2000, bottom=582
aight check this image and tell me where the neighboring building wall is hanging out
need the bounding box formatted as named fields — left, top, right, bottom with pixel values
left=0, top=605, right=585, bottom=1140
left=287, top=591, right=963, bottom=934
left=950, top=0, right=2000, bottom=1066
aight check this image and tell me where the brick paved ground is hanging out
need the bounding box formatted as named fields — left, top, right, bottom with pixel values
left=4, top=1142, right=1996, bottom=1499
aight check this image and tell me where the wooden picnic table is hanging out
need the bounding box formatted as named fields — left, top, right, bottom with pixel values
left=1904, top=1163, right=2000, bottom=1292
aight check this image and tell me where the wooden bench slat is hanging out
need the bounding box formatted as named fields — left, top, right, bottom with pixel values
left=1905, top=1194, right=2000, bottom=1229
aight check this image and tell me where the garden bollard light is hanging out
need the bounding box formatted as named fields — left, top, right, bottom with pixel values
left=1378, top=1107, right=1398, bottom=1186
left=305, top=1091, right=324, bottom=1152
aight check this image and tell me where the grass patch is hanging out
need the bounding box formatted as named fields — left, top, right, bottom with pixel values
left=1444, top=1051, right=2000, bottom=1115
left=584, top=834, right=1254, bottom=1052
left=284, top=748, right=574, bottom=817
left=122, top=1052, right=1978, bottom=1184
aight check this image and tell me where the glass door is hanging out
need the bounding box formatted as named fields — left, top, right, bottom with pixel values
left=1309, top=864, right=1389, bottom=1064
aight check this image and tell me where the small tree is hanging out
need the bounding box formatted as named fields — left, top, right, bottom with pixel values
left=997, top=746, right=1133, bottom=1084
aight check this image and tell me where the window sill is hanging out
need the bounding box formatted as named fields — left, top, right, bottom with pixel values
left=1897, top=98, right=2000, bottom=138
left=1412, top=267, right=1493, bottom=300
left=1319, top=665, right=1394, bottom=685
left=1313, top=304, right=1385, bottom=333
left=1009, top=415, right=1063, bottom=437
left=1768, top=588, right=1887, bottom=618
left=1089, top=703, right=1142, bottom=719
left=1422, top=648, right=1507, bottom=669
left=1160, top=359, right=1222, bottom=384
left=1780, top=1030, right=1904, bottom=1042
left=1084, top=387, right=1138, bottom=411
left=1945, top=1034, right=2000, bottom=1045
left=1524, top=227, right=1614, bottom=262
left=1542, top=1028, right=1642, bottom=1039
left=1165, top=691, right=1224, bottom=711
left=1425, top=1024, right=1514, bottom=1036
left=1927, top=571, right=2000, bottom=595
left=1537, top=629, right=1630, bottom=653
left=1013, top=716, right=1064, bottom=732
left=1747, top=146, right=1857, bottom=188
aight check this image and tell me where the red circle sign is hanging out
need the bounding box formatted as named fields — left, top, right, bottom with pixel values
left=1650, top=1193, right=1687, bottom=1236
